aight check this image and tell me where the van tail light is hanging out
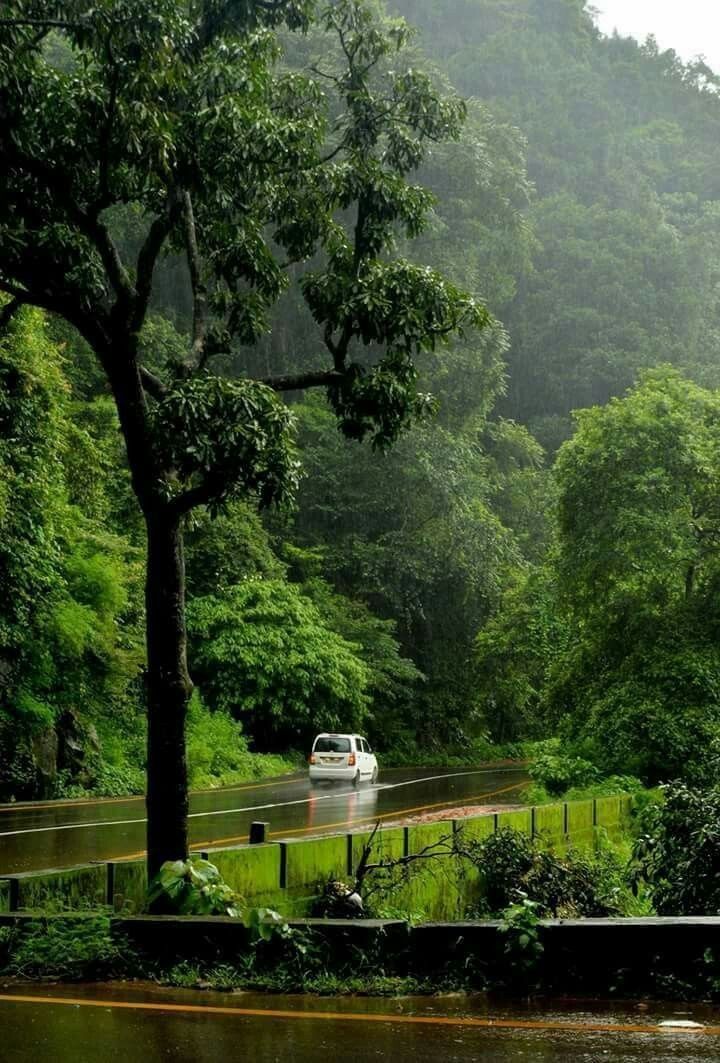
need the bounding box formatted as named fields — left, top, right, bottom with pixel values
left=348, top=754, right=356, bottom=767
left=309, top=754, right=316, bottom=764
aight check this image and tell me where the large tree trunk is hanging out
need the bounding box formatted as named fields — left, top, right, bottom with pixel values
left=145, top=508, right=192, bottom=879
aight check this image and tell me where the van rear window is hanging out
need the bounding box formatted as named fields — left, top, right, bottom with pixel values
left=314, top=737, right=351, bottom=753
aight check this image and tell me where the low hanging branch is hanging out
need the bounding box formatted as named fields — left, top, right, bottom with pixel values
left=352, top=820, right=457, bottom=903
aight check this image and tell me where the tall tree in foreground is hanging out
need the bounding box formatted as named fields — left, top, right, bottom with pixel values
left=0, top=0, right=488, bottom=874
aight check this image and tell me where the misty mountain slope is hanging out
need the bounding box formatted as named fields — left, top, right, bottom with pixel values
left=392, top=0, right=720, bottom=445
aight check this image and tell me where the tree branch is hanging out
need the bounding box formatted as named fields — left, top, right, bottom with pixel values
left=168, top=478, right=219, bottom=519
left=181, top=190, right=208, bottom=369
left=140, top=366, right=168, bottom=401
left=353, top=820, right=455, bottom=895
left=0, top=140, right=133, bottom=303
left=132, top=193, right=183, bottom=333
left=259, top=368, right=343, bottom=391
left=93, top=36, right=121, bottom=213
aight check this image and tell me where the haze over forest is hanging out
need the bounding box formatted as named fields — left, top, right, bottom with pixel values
left=3, top=0, right=720, bottom=800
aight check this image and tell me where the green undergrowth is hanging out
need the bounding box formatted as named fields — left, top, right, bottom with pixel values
left=465, top=827, right=651, bottom=919
left=383, top=738, right=528, bottom=769
left=54, top=695, right=299, bottom=799
left=0, top=916, right=138, bottom=981
left=160, top=961, right=438, bottom=996
left=523, top=777, right=647, bottom=806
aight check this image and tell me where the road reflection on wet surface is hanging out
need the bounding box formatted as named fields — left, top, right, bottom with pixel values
left=0, top=765, right=528, bottom=873
left=2, top=984, right=720, bottom=1062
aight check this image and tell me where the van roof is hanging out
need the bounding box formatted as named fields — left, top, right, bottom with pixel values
left=314, top=732, right=363, bottom=739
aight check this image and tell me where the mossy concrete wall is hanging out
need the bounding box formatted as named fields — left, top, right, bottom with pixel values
left=1, top=864, right=106, bottom=911
left=533, top=801, right=565, bottom=843
left=349, top=826, right=405, bottom=870
left=280, top=834, right=349, bottom=914
left=110, top=860, right=147, bottom=914
left=209, top=843, right=283, bottom=908
left=496, top=808, right=532, bottom=836
left=0, top=793, right=633, bottom=919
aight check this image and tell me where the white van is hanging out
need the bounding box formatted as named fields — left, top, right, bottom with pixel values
left=308, top=733, right=378, bottom=787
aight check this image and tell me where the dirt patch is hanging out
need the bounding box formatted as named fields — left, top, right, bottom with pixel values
left=381, top=803, right=526, bottom=828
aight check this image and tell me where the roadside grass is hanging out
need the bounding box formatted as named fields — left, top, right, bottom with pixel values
left=160, top=960, right=439, bottom=996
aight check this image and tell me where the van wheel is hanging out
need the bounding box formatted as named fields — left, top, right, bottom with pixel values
left=353, top=771, right=361, bottom=788
left=371, top=768, right=378, bottom=785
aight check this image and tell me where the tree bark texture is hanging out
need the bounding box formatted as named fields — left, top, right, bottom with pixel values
left=145, top=511, right=192, bottom=879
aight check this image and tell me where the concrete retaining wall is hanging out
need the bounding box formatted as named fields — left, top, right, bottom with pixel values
left=0, top=793, right=633, bottom=918
left=0, top=910, right=712, bottom=995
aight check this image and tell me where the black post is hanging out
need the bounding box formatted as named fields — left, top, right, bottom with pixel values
left=249, top=821, right=269, bottom=844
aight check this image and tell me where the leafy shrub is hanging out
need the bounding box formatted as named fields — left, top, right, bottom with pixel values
left=525, top=773, right=645, bottom=806
left=529, top=748, right=598, bottom=796
left=147, top=857, right=243, bottom=917
left=633, top=782, right=720, bottom=915
left=384, top=737, right=522, bottom=768
left=188, top=580, right=370, bottom=749
left=498, top=896, right=544, bottom=983
left=472, top=828, right=534, bottom=913
left=469, top=827, right=625, bottom=917
left=55, top=759, right=145, bottom=799
left=522, top=847, right=623, bottom=916
left=1, top=916, right=135, bottom=981
left=185, top=692, right=294, bottom=789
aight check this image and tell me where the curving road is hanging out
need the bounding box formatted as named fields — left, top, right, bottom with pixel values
left=0, top=764, right=528, bottom=875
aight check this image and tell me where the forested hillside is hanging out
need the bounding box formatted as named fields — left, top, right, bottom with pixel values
left=395, top=0, right=720, bottom=446
left=2, top=0, right=720, bottom=800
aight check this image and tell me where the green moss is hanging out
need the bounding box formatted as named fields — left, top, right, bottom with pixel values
left=533, top=802, right=565, bottom=842
left=111, top=860, right=147, bottom=914
left=388, top=823, right=461, bottom=920
left=566, top=799, right=593, bottom=833
left=12, top=865, right=107, bottom=911
left=208, top=843, right=282, bottom=902
left=350, top=826, right=405, bottom=871
left=456, top=812, right=496, bottom=845
left=282, top=834, right=349, bottom=893
left=595, top=795, right=622, bottom=828
left=407, top=821, right=454, bottom=854
left=496, top=809, right=532, bottom=836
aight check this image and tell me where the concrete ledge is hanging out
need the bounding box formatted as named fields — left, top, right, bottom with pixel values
left=2, top=912, right=719, bottom=993
left=0, top=863, right=107, bottom=911
left=411, top=917, right=720, bottom=990
left=113, top=914, right=407, bottom=964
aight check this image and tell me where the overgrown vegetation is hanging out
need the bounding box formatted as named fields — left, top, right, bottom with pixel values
left=465, top=828, right=635, bottom=918
left=632, top=782, right=720, bottom=916
left=0, top=916, right=137, bottom=981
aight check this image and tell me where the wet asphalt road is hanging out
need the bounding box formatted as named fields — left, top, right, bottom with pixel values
left=0, top=764, right=528, bottom=874
left=2, top=984, right=720, bottom=1062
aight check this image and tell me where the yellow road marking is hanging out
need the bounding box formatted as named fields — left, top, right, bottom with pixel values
left=112, top=780, right=526, bottom=862
left=0, top=993, right=716, bottom=1036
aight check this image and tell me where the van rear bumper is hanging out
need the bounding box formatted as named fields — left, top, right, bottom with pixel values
left=309, top=765, right=356, bottom=781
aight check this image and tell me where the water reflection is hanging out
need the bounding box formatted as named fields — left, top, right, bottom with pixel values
left=2, top=987, right=719, bottom=1063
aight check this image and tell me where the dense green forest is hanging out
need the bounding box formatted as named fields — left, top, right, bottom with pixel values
left=2, top=0, right=720, bottom=801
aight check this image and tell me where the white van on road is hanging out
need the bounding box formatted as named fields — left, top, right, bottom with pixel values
left=308, top=733, right=378, bottom=787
